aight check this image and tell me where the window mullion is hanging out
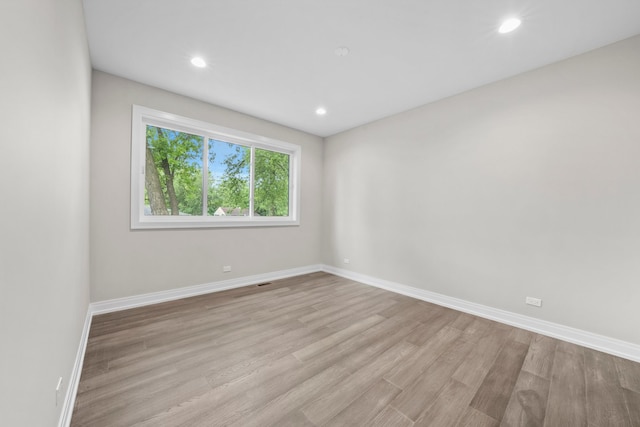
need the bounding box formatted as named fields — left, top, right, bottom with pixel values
left=202, top=137, right=209, bottom=216
left=249, top=146, right=255, bottom=217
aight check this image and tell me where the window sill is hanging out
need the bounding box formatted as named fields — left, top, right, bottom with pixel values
left=131, top=216, right=300, bottom=230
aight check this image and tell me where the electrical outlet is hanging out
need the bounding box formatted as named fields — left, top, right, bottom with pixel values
left=55, top=377, right=63, bottom=406
left=223, top=265, right=231, bottom=273
left=343, top=258, right=350, bottom=264
left=526, top=296, right=542, bottom=307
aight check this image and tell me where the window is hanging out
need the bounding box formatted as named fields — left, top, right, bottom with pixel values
left=131, top=105, right=300, bottom=229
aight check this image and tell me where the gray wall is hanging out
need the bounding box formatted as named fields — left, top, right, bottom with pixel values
left=323, top=35, right=640, bottom=345
left=0, top=0, right=91, bottom=425
left=90, top=71, right=324, bottom=301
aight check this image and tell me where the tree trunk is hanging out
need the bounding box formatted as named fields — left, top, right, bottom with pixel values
left=157, top=128, right=180, bottom=215
left=145, top=144, right=168, bottom=215
left=161, top=157, right=179, bottom=215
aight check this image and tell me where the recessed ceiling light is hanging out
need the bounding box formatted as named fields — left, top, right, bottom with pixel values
left=316, top=107, right=327, bottom=116
left=334, top=47, right=350, bottom=57
left=498, top=17, right=521, bottom=34
left=190, top=57, right=206, bottom=68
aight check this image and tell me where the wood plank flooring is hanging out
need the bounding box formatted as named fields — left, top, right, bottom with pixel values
left=71, top=272, right=640, bottom=426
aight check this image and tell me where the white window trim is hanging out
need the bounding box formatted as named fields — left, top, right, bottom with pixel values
left=131, top=105, right=301, bottom=229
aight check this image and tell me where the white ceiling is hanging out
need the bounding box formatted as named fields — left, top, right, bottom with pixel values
left=83, top=0, right=640, bottom=137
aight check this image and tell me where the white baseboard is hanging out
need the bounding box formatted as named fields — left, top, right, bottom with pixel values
left=322, top=265, right=640, bottom=363
left=90, top=264, right=323, bottom=315
left=58, top=308, right=93, bottom=427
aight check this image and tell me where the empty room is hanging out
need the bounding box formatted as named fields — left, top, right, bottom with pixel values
left=2, top=0, right=640, bottom=426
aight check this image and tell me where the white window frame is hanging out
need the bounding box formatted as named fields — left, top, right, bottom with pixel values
left=131, top=105, right=301, bottom=229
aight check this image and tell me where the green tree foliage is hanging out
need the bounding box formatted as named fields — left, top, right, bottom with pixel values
left=215, top=144, right=250, bottom=212
left=145, top=126, right=203, bottom=215
left=254, top=148, right=289, bottom=216
left=145, top=126, right=290, bottom=217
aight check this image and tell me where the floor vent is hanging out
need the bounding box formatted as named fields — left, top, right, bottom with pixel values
left=257, top=282, right=273, bottom=287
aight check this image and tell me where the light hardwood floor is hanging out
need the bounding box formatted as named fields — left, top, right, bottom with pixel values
left=71, top=272, right=640, bottom=426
